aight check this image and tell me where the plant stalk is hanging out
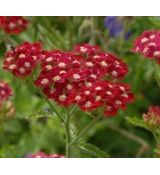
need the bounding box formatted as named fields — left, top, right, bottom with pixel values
left=70, top=115, right=102, bottom=146
left=64, top=108, right=72, bottom=157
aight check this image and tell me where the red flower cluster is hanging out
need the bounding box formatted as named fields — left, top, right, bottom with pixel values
left=0, top=80, right=12, bottom=107
left=143, top=106, right=160, bottom=128
left=132, top=30, right=160, bottom=63
left=0, top=16, right=28, bottom=34
left=35, top=43, right=133, bottom=116
left=3, top=42, right=133, bottom=116
left=26, top=151, right=65, bottom=158
left=3, top=42, right=42, bottom=77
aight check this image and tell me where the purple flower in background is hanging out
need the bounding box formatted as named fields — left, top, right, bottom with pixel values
left=104, top=16, right=132, bottom=39
left=124, top=30, right=132, bottom=40
left=104, top=16, right=123, bottom=37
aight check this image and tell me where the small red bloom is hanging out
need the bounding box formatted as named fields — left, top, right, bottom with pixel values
left=73, top=43, right=100, bottom=56
left=3, top=42, right=42, bottom=78
left=26, top=151, right=65, bottom=158
left=0, top=80, right=12, bottom=108
left=68, top=81, right=134, bottom=116
left=132, top=30, right=160, bottom=63
left=0, top=16, right=28, bottom=34
left=143, top=106, right=160, bottom=128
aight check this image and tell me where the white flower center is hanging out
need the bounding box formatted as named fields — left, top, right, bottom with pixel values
left=95, top=86, right=102, bottom=91
left=24, top=62, right=31, bottom=68
left=85, top=82, right=92, bottom=87
left=115, top=100, right=122, bottom=105
left=101, top=61, right=108, bottom=67
left=90, top=74, right=97, bottom=79
left=84, top=90, right=90, bottom=95
left=86, top=62, right=93, bottom=67
left=19, top=54, right=26, bottom=58
left=6, top=57, right=13, bottom=62
left=148, top=42, right=156, bottom=46
left=154, top=51, right=160, bottom=57
left=73, top=74, right=81, bottom=80
left=150, top=35, right=155, bottom=39
left=111, top=70, right=118, bottom=77
left=46, top=57, right=53, bottom=62
left=53, top=75, right=61, bottom=81
left=85, top=101, right=92, bottom=108
left=19, top=67, right=25, bottom=73
left=1, top=90, right=5, bottom=95
left=120, top=86, right=125, bottom=91
left=9, top=64, right=16, bottom=70
left=143, top=47, right=149, bottom=53
left=93, top=55, right=100, bottom=59
left=45, top=65, right=52, bottom=70
left=141, top=37, right=148, bottom=44
left=60, top=70, right=66, bottom=74
left=121, top=93, right=128, bottom=98
left=73, top=60, right=80, bottom=64
left=66, top=84, right=72, bottom=90
left=80, top=46, right=87, bottom=53
left=75, top=95, right=81, bottom=101
left=41, top=79, right=49, bottom=85
left=95, top=96, right=101, bottom=101
left=106, top=91, right=112, bottom=95
left=9, top=22, right=16, bottom=29
left=59, top=94, right=67, bottom=101
left=58, top=62, right=66, bottom=68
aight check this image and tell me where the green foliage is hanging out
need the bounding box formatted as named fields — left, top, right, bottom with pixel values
left=126, top=117, right=148, bottom=131
left=154, top=62, right=160, bottom=87
left=70, top=136, right=110, bottom=158
left=74, top=142, right=110, bottom=158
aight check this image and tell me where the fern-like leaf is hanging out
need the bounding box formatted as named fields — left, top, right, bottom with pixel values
left=75, top=142, right=110, bottom=158
left=126, top=116, right=148, bottom=130
left=27, top=109, right=55, bottom=120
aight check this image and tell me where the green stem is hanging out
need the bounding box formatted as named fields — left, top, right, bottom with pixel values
left=133, top=57, right=144, bottom=92
left=70, top=115, right=102, bottom=146
left=37, top=88, right=64, bottom=123
left=64, top=108, right=72, bottom=157
left=69, top=105, right=78, bottom=116
left=25, top=79, right=64, bottom=123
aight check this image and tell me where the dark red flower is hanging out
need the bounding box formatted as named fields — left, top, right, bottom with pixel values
left=34, top=44, right=133, bottom=117
left=73, top=43, right=100, bottom=56
left=132, top=30, right=160, bottom=63
left=3, top=41, right=133, bottom=117
left=3, top=42, right=42, bottom=78
left=143, top=106, right=160, bottom=128
left=26, top=151, right=65, bottom=158
left=0, top=80, right=12, bottom=108
left=0, top=16, right=28, bottom=34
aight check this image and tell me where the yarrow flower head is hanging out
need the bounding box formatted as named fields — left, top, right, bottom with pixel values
left=3, top=42, right=42, bottom=77
left=3, top=42, right=133, bottom=117
left=26, top=151, right=65, bottom=158
left=0, top=80, right=12, bottom=108
left=0, top=16, right=28, bottom=34
left=34, top=43, right=134, bottom=117
left=132, top=30, right=160, bottom=63
left=143, top=106, right=160, bottom=129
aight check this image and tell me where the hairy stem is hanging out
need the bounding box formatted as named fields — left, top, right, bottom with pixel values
left=37, top=88, right=65, bottom=123
left=25, top=79, right=64, bottom=123
left=70, top=115, right=102, bottom=146
left=64, top=108, right=72, bottom=157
